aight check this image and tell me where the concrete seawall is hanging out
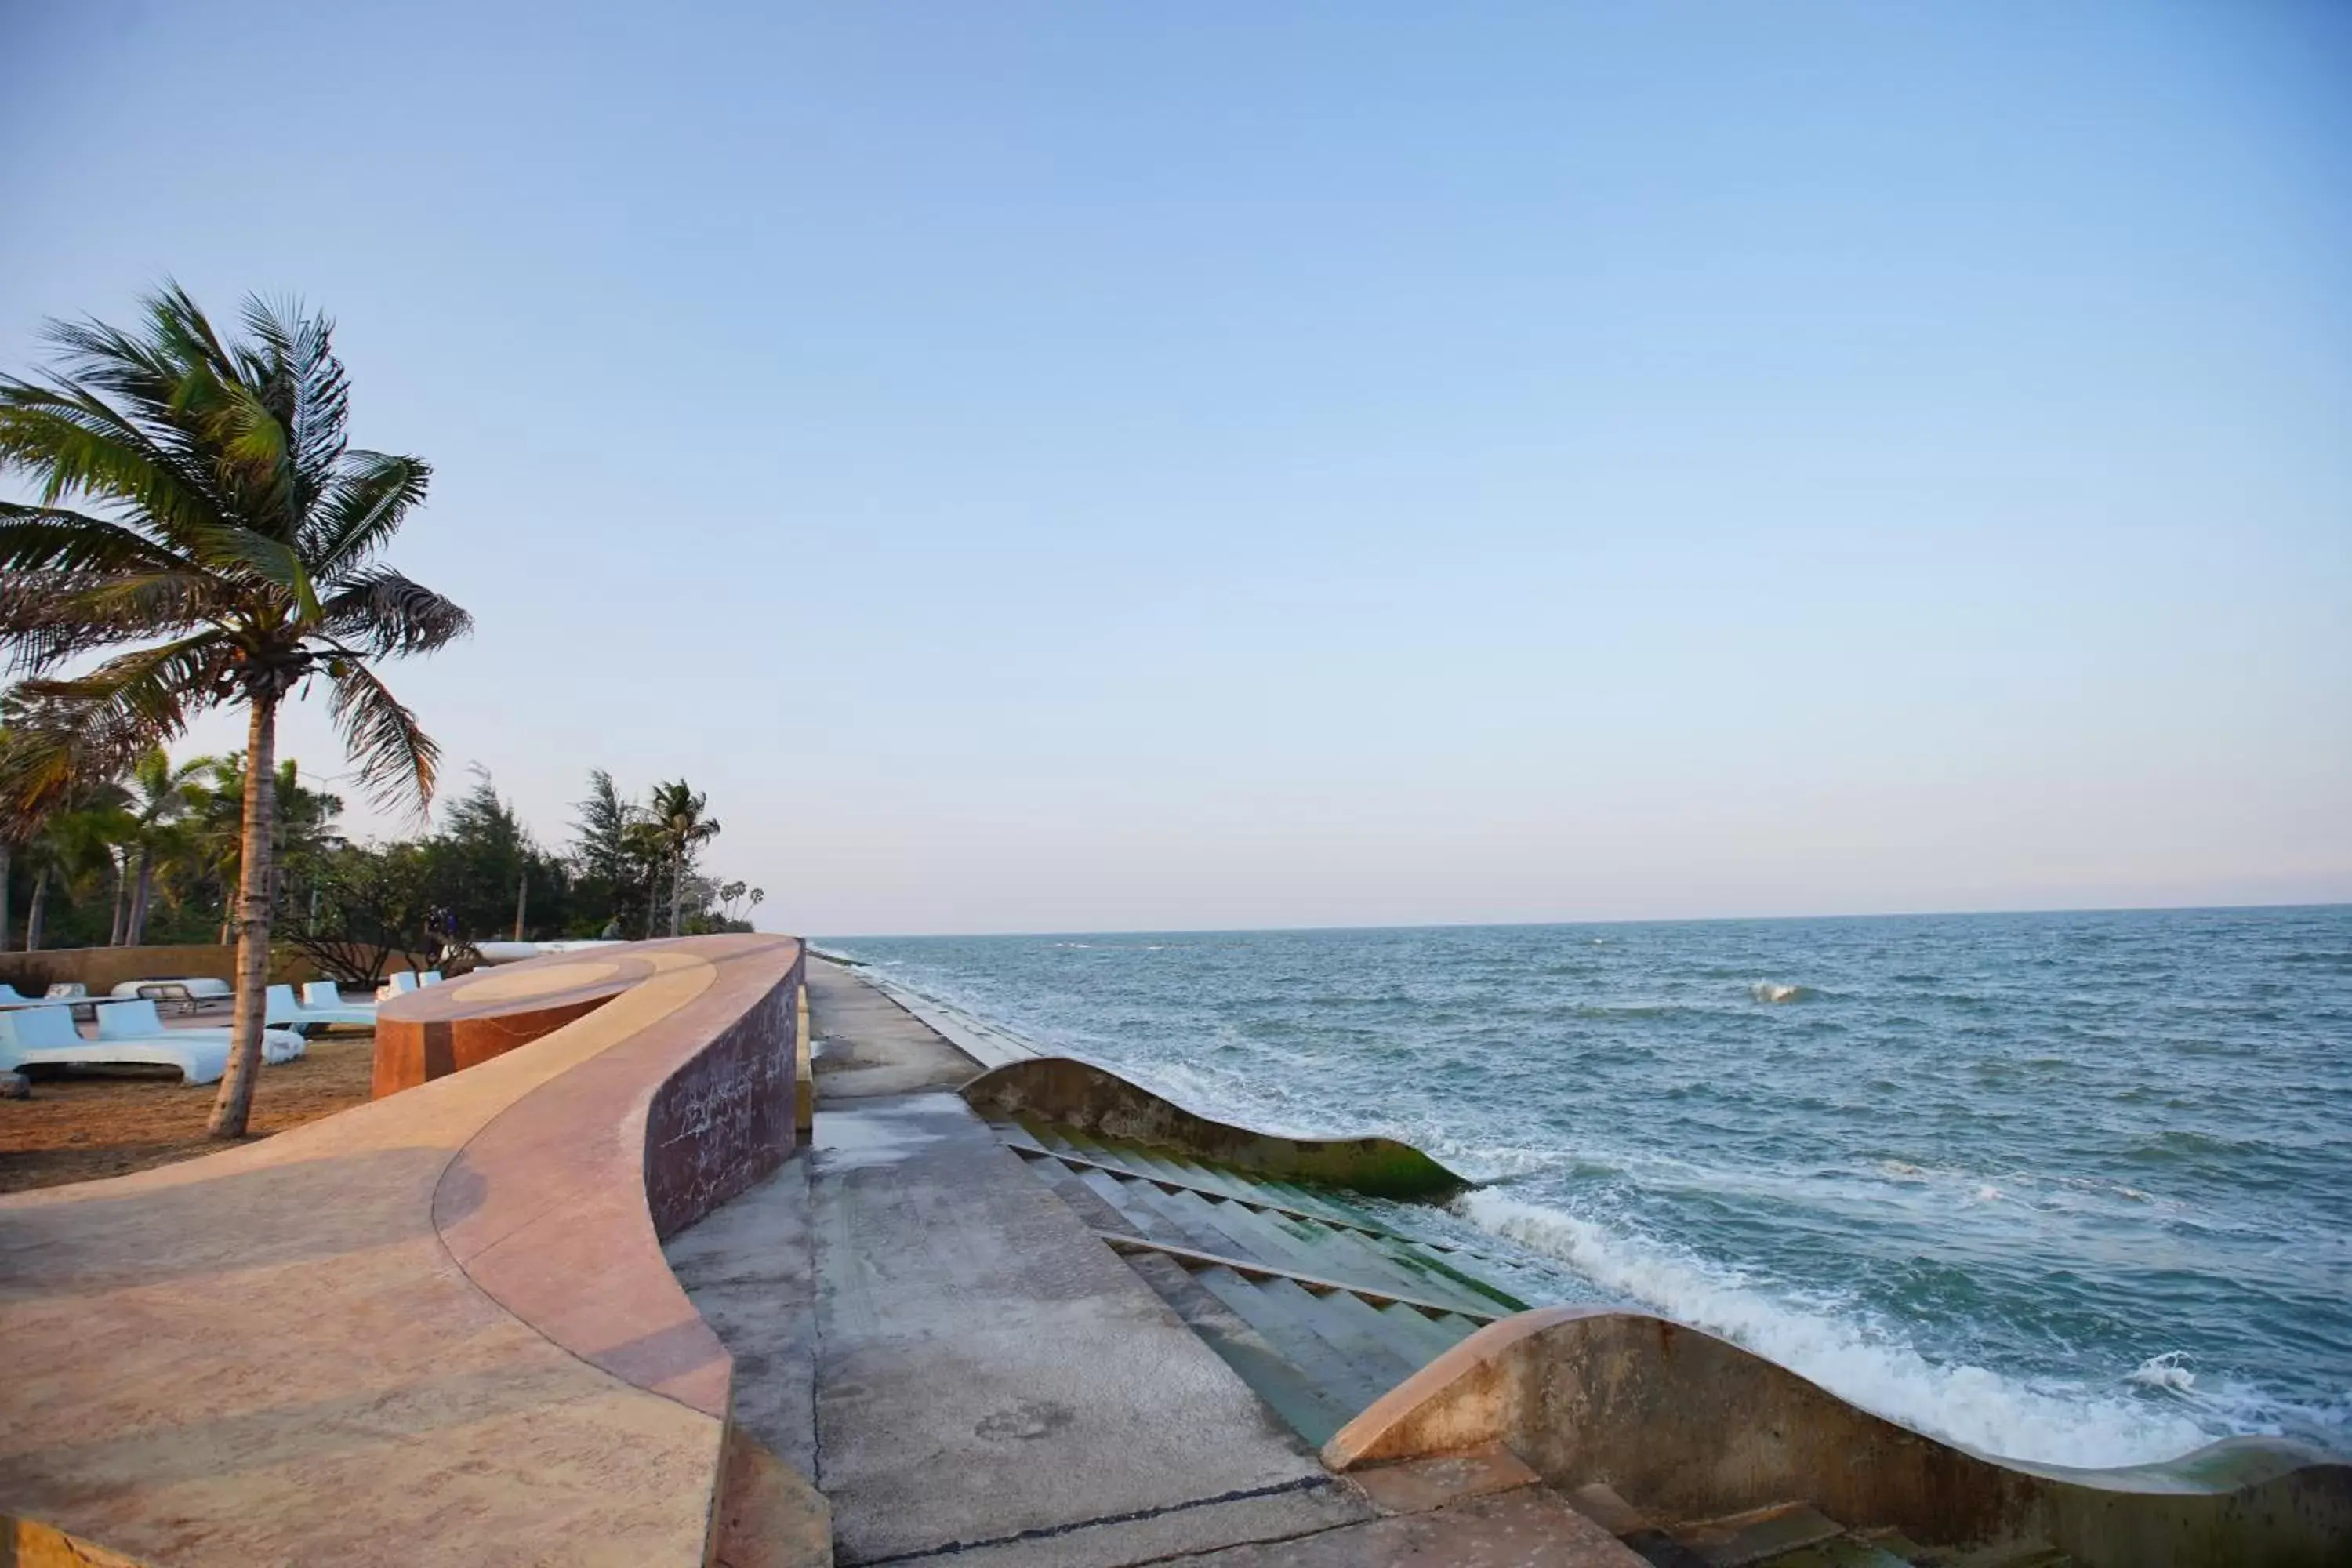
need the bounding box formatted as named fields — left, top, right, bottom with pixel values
left=1326, top=1305, right=2352, bottom=1567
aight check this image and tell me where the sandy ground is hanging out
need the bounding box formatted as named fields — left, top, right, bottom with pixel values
left=0, top=1033, right=375, bottom=1193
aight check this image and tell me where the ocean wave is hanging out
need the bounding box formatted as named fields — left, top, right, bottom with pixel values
left=1751, top=982, right=1813, bottom=1004
left=1455, top=1190, right=2219, bottom=1468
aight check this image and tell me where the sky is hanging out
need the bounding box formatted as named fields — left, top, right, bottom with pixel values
left=3, top=2, right=2348, bottom=935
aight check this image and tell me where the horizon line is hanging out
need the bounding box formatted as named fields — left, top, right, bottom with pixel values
left=811, top=896, right=2351, bottom=944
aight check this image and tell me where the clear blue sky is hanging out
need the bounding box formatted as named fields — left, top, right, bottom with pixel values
left=5, top=2, right=2347, bottom=935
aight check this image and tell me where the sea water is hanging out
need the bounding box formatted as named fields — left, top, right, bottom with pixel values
left=826, top=907, right=2351, bottom=1469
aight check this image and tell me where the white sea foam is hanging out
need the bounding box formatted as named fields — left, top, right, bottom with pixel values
left=1457, top=1190, right=2219, bottom=1468
left=1751, top=981, right=1809, bottom=1004
left=2129, top=1352, right=2198, bottom=1393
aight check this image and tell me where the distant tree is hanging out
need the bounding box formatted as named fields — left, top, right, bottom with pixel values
left=281, top=839, right=437, bottom=985
left=647, top=779, right=720, bottom=938
left=566, top=769, right=632, bottom=937
left=0, top=285, right=470, bottom=1136
left=120, top=747, right=205, bottom=945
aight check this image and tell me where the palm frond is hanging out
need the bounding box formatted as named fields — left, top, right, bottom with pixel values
left=318, top=568, right=473, bottom=655
left=0, top=635, right=231, bottom=817
left=0, top=382, right=222, bottom=534
left=307, top=450, right=430, bottom=571
left=176, top=521, right=321, bottom=626
left=0, top=503, right=191, bottom=575
left=239, top=295, right=349, bottom=508
left=325, top=659, right=440, bottom=815
left=0, top=569, right=227, bottom=673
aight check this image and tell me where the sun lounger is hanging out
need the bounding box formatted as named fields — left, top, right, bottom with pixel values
left=377, top=971, right=421, bottom=1001
left=263, top=984, right=376, bottom=1033
left=419, top=970, right=444, bottom=986
left=93, top=1000, right=305, bottom=1066
left=108, top=978, right=233, bottom=1000
left=1, top=1004, right=230, bottom=1085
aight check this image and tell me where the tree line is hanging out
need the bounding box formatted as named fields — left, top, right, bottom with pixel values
left=0, top=751, right=760, bottom=975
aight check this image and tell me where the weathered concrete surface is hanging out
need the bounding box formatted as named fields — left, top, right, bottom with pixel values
left=666, top=1156, right=819, bottom=1480
left=1326, top=1305, right=2352, bottom=1568
left=806, top=957, right=973, bottom=1099
left=0, top=936, right=804, bottom=1568
left=811, top=1090, right=1366, bottom=1563
left=1153, top=1485, right=1646, bottom=1566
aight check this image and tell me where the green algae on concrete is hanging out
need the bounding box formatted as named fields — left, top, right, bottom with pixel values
left=960, top=1055, right=1472, bottom=1200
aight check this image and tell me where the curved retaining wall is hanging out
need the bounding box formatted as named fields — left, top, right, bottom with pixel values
left=1325, top=1306, right=2352, bottom=1568
left=961, top=1054, right=1471, bottom=1199
left=0, top=934, right=816, bottom=1568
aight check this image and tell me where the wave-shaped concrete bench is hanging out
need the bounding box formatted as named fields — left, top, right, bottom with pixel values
left=0, top=934, right=819, bottom=1568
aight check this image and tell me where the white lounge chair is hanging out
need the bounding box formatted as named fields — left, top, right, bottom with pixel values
left=108, top=978, right=233, bottom=1000
left=1, top=1004, right=230, bottom=1085
left=263, top=984, right=376, bottom=1033
left=93, top=1000, right=304, bottom=1066
left=419, top=970, right=444, bottom=986
left=44, top=982, right=87, bottom=999
left=377, top=971, right=420, bottom=1001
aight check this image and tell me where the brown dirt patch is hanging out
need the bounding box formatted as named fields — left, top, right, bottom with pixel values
left=0, top=1034, right=375, bottom=1193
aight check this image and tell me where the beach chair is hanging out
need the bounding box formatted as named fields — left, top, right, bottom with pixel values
left=2, top=1003, right=231, bottom=1085
left=0, top=983, right=38, bottom=1007
left=377, top=971, right=421, bottom=1001
left=419, top=970, right=444, bottom=986
left=263, top=984, right=377, bottom=1033
left=107, top=978, right=233, bottom=1000
left=94, top=1000, right=305, bottom=1066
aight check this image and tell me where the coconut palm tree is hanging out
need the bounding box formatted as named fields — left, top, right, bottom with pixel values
left=647, top=779, right=720, bottom=937
left=0, top=284, right=470, bottom=1136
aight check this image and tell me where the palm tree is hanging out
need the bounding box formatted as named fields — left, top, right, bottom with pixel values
left=0, top=285, right=470, bottom=1136
left=647, top=779, right=720, bottom=937
left=121, top=747, right=206, bottom=946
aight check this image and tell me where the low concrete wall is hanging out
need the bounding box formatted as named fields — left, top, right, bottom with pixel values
left=0, top=935, right=820, bottom=1567
left=1325, top=1306, right=2352, bottom=1567
left=961, top=1055, right=1471, bottom=1200
left=0, top=942, right=319, bottom=994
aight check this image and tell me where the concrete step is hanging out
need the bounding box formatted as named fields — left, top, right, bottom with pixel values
left=1305, top=1281, right=1438, bottom=1385
left=1672, top=1503, right=1846, bottom=1566
left=1185, top=1265, right=1409, bottom=1442
left=1120, top=1174, right=1260, bottom=1256
left=1290, top=1280, right=1428, bottom=1390
left=1375, top=1298, right=1480, bottom=1363
left=1752, top=1534, right=1918, bottom=1567
left=1123, top=1249, right=1363, bottom=1452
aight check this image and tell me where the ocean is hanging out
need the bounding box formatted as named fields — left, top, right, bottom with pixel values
left=825, top=906, right=2351, bottom=1470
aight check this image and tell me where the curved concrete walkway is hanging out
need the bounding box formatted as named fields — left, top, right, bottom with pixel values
left=1, top=935, right=806, bottom=1567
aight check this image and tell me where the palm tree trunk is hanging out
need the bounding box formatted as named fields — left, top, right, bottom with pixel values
left=109, top=851, right=130, bottom=946
left=0, top=840, right=12, bottom=952
left=513, top=868, right=528, bottom=942
left=26, top=866, right=49, bottom=952
left=128, top=850, right=153, bottom=946
left=670, top=852, right=684, bottom=937
left=209, top=695, right=279, bottom=1139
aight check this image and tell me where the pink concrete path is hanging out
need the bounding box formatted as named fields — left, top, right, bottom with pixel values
left=0, top=935, right=808, bottom=1568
